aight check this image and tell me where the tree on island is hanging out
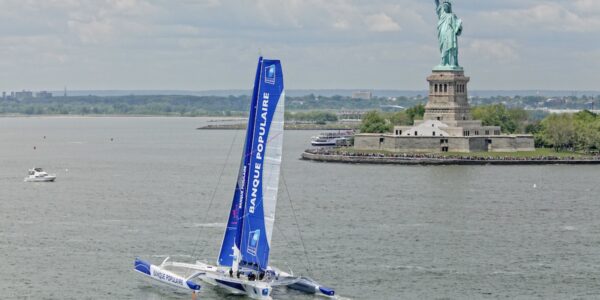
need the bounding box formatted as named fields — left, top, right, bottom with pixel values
left=573, top=110, right=600, bottom=153
left=540, top=114, right=576, bottom=151
left=472, top=104, right=528, bottom=134
left=360, top=111, right=392, bottom=133
left=405, top=104, right=426, bottom=122
left=389, top=104, right=425, bottom=126
left=534, top=110, right=600, bottom=153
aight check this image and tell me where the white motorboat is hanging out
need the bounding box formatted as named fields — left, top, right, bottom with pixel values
left=311, top=130, right=354, bottom=146
left=134, top=57, right=335, bottom=299
left=24, top=168, right=56, bottom=182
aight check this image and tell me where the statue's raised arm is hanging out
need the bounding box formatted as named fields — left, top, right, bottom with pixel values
left=433, top=0, right=462, bottom=70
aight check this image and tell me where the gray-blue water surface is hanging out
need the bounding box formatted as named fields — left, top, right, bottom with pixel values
left=1, top=117, right=599, bottom=300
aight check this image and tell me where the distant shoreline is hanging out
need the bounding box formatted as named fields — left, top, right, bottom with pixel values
left=301, top=151, right=600, bottom=165
left=197, top=123, right=359, bottom=131
left=0, top=114, right=238, bottom=118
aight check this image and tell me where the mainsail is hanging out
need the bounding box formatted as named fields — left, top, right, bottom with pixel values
left=218, top=58, right=285, bottom=272
left=218, top=57, right=263, bottom=267
left=239, top=59, right=285, bottom=271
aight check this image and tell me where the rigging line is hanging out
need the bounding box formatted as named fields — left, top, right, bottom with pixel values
left=190, top=128, right=240, bottom=261
left=274, top=220, right=307, bottom=276
left=281, top=167, right=314, bottom=277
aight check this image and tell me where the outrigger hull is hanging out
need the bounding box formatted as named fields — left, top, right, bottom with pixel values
left=134, top=258, right=201, bottom=292
left=288, top=277, right=336, bottom=297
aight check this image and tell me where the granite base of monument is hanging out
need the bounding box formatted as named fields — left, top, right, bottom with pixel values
left=354, top=69, right=535, bottom=153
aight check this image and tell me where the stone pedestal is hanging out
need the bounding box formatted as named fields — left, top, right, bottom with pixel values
left=354, top=68, right=535, bottom=153
left=395, top=69, right=501, bottom=141
left=424, top=70, right=471, bottom=123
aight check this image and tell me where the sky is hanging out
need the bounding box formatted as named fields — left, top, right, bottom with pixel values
left=0, top=0, right=599, bottom=92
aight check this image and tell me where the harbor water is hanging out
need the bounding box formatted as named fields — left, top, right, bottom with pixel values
left=1, top=117, right=599, bottom=299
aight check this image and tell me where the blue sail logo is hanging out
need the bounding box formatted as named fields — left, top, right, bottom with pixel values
left=247, top=230, right=260, bottom=256
left=265, top=65, right=276, bottom=85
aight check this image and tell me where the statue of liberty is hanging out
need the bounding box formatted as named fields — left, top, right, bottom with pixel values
left=434, top=0, right=463, bottom=70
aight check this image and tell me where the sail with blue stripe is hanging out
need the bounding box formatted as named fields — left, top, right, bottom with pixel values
left=217, top=57, right=263, bottom=267
left=238, top=59, right=285, bottom=271
left=134, top=57, right=335, bottom=298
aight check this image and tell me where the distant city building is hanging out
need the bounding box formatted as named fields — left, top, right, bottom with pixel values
left=36, top=91, right=53, bottom=98
left=14, top=90, right=34, bottom=100
left=2, top=92, right=5, bottom=99
left=351, top=91, right=372, bottom=100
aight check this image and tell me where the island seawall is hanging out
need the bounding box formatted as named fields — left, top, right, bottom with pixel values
left=301, top=150, right=600, bottom=166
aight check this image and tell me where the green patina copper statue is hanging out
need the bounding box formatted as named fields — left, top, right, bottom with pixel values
left=434, top=0, right=463, bottom=71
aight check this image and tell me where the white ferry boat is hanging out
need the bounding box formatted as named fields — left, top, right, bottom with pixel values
left=24, top=168, right=56, bottom=182
left=311, top=130, right=354, bottom=146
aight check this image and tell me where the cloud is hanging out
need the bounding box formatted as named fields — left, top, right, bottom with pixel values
left=573, top=0, right=600, bottom=13
left=365, top=13, right=401, bottom=32
left=333, top=19, right=351, bottom=30
left=68, top=19, right=113, bottom=44
left=0, top=0, right=599, bottom=90
left=466, top=39, right=520, bottom=63
left=482, top=3, right=600, bottom=33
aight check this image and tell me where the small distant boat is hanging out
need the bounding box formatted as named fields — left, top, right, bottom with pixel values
left=24, top=168, right=56, bottom=182
left=311, top=130, right=354, bottom=146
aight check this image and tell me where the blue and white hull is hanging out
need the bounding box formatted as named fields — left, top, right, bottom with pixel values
left=200, top=266, right=335, bottom=299
left=133, top=258, right=335, bottom=299
left=134, top=258, right=201, bottom=292
left=203, top=272, right=273, bottom=299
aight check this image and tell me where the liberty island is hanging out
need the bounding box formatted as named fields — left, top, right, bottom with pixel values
left=354, top=0, right=535, bottom=153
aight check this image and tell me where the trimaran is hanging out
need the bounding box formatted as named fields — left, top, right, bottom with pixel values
left=134, top=57, right=335, bottom=299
